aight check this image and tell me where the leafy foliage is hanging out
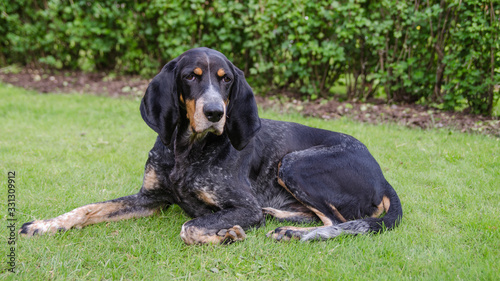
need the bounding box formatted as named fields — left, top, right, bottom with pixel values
left=1, top=0, right=499, bottom=114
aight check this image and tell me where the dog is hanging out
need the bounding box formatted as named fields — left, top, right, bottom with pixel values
left=20, top=47, right=402, bottom=244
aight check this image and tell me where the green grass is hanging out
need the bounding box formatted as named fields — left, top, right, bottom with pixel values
left=493, top=102, right=500, bottom=117
left=1, top=83, right=499, bottom=280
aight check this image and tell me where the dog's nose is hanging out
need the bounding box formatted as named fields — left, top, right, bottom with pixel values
left=203, top=103, right=224, bottom=122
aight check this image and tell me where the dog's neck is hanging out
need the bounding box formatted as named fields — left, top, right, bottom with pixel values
left=174, top=118, right=208, bottom=154
left=169, top=119, right=230, bottom=186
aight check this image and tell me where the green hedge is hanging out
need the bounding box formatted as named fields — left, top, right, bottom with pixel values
left=1, top=0, right=499, bottom=115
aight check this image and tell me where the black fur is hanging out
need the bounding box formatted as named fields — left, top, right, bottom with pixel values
left=225, top=67, right=261, bottom=150
left=140, top=59, right=180, bottom=146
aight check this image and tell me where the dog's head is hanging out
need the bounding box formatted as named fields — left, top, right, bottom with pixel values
left=140, top=48, right=261, bottom=150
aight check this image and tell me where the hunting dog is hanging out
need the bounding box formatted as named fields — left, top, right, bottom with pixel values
left=20, top=48, right=402, bottom=244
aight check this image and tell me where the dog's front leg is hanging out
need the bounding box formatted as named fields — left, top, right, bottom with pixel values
left=20, top=149, right=174, bottom=237
left=19, top=192, right=170, bottom=236
left=180, top=206, right=263, bottom=245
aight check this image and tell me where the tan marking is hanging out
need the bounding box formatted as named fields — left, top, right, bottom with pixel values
left=382, top=195, right=390, bottom=212
left=197, top=191, right=217, bottom=206
left=185, top=99, right=197, bottom=131
left=308, top=206, right=333, bottom=226
left=277, top=176, right=287, bottom=189
left=329, top=204, right=347, bottom=223
left=217, top=68, right=225, bottom=77
left=372, top=203, right=384, bottom=218
left=82, top=202, right=153, bottom=226
left=180, top=224, right=246, bottom=245
left=179, top=95, right=185, bottom=104
left=142, top=167, right=159, bottom=191
left=194, top=67, right=202, bottom=76
left=372, top=195, right=391, bottom=218
left=262, top=207, right=315, bottom=219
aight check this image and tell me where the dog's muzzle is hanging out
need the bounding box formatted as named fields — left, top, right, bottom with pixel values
left=191, top=89, right=226, bottom=136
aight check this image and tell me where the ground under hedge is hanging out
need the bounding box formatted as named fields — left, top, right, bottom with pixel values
left=1, top=68, right=499, bottom=136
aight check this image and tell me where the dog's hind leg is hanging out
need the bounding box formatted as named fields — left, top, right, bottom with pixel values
left=268, top=143, right=394, bottom=241
left=262, top=201, right=319, bottom=224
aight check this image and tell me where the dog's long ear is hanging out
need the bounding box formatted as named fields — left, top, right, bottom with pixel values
left=225, top=67, right=261, bottom=150
left=140, top=60, right=179, bottom=146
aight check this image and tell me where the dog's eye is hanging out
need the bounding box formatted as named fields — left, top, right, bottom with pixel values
left=186, top=74, right=196, bottom=81
left=222, top=76, right=231, bottom=83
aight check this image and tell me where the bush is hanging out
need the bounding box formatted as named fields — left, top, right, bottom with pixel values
left=1, top=0, right=499, bottom=115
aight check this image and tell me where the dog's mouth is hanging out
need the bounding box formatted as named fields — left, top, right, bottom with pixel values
left=193, top=116, right=226, bottom=135
left=192, top=122, right=224, bottom=135
left=188, top=119, right=225, bottom=143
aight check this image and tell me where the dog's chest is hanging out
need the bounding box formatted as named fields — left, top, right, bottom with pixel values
left=170, top=151, right=233, bottom=216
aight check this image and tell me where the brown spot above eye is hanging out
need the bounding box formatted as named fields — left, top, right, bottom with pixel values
left=194, top=67, right=203, bottom=76
left=217, top=68, right=225, bottom=77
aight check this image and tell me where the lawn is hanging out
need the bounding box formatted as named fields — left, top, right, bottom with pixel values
left=1, top=83, right=499, bottom=280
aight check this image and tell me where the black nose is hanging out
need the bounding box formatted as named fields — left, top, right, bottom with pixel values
left=203, top=103, right=224, bottom=122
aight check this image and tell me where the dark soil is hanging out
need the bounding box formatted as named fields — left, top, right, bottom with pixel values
left=2, top=68, right=499, bottom=137
left=0, top=68, right=149, bottom=97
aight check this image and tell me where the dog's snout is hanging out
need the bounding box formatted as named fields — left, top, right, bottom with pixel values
left=203, top=103, right=224, bottom=122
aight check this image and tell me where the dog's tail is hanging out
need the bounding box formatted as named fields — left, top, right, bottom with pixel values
left=301, top=181, right=403, bottom=241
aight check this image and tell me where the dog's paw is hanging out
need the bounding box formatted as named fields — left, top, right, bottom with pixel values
left=266, top=226, right=312, bottom=241
left=217, top=225, right=246, bottom=244
left=180, top=223, right=246, bottom=245
left=19, top=220, right=67, bottom=237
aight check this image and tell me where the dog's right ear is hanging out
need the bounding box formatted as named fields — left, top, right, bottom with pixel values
left=140, top=60, right=179, bottom=146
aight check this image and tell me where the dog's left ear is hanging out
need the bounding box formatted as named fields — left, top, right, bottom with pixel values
left=225, top=66, right=261, bottom=150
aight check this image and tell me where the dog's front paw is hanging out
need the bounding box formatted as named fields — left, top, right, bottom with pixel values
left=216, top=225, right=246, bottom=244
left=19, top=220, right=67, bottom=237
left=180, top=223, right=246, bottom=245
